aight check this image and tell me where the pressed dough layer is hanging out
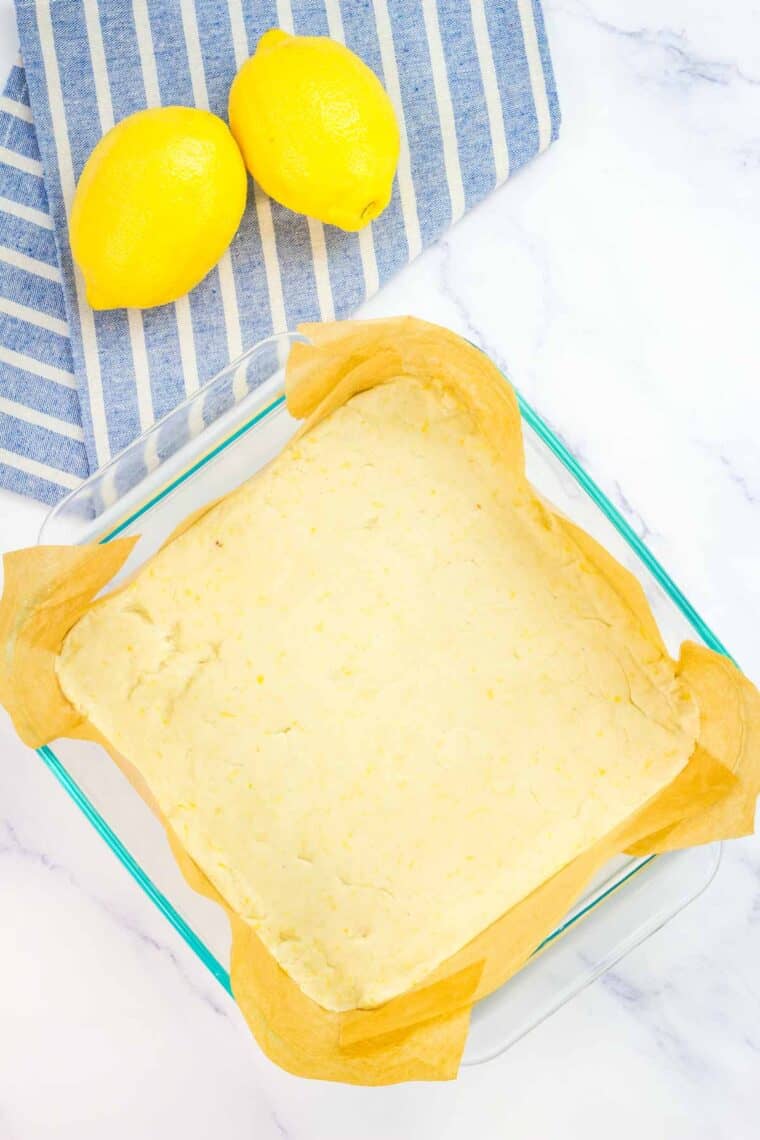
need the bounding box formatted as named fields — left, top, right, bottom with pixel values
left=57, top=376, right=699, bottom=1010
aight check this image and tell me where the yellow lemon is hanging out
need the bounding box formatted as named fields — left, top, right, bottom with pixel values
left=229, top=29, right=400, bottom=232
left=70, top=107, right=247, bottom=310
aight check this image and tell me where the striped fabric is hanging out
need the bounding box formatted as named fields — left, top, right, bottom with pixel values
left=0, top=1, right=560, bottom=504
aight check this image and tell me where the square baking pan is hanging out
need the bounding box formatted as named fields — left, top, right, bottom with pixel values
left=38, top=332, right=723, bottom=1066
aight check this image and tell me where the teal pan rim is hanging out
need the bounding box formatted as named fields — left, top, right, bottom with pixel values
left=35, top=370, right=733, bottom=1004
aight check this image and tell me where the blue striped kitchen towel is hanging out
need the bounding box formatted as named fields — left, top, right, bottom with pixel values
left=0, top=1, right=560, bottom=505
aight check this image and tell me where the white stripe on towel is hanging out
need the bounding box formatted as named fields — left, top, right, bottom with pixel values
left=324, top=0, right=380, bottom=297
left=228, top=0, right=288, bottom=334
left=0, top=394, right=84, bottom=440
left=0, top=193, right=54, bottom=229
left=277, top=0, right=335, bottom=322
left=171, top=297, right=199, bottom=397
left=421, top=0, right=465, bottom=223
left=0, top=95, right=34, bottom=123
left=0, top=242, right=61, bottom=281
left=131, top=0, right=161, bottom=107
left=252, top=183, right=288, bottom=333
left=228, top=2, right=259, bottom=402
left=0, top=344, right=76, bottom=387
left=371, top=0, right=422, bottom=260
left=0, top=446, right=80, bottom=489
left=83, top=0, right=156, bottom=434
left=126, top=308, right=157, bottom=438
left=0, top=145, right=43, bottom=177
left=0, top=295, right=68, bottom=336
left=306, top=216, right=335, bottom=322
left=357, top=222, right=380, bottom=297
left=469, top=0, right=510, bottom=183
left=132, top=0, right=201, bottom=398
left=516, top=0, right=552, bottom=152
left=82, top=1, right=113, bottom=130
left=179, top=0, right=244, bottom=362
left=0, top=241, right=60, bottom=281
left=35, top=0, right=109, bottom=466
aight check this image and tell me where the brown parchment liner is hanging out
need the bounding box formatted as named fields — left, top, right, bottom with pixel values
left=1, top=317, right=758, bottom=1085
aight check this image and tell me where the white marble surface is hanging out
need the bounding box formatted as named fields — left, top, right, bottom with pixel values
left=1, top=1, right=758, bottom=1136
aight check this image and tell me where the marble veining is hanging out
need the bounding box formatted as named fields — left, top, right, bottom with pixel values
left=567, top=2, right=760, bottom=89
left=0, top=819, right=231, bottom=1020
left=0, top=0, right=758, bottom=1135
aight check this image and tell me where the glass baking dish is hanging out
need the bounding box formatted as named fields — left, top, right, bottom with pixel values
left=38, top=332, right=725, bottom=1067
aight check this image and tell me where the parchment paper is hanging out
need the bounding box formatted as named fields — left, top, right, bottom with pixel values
left=1, top=317, right=758, bottom=1084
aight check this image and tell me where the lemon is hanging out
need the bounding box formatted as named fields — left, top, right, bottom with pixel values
left=70, top=107, right=247, bottom=310
left=229, top=30, right=400, bottom=232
